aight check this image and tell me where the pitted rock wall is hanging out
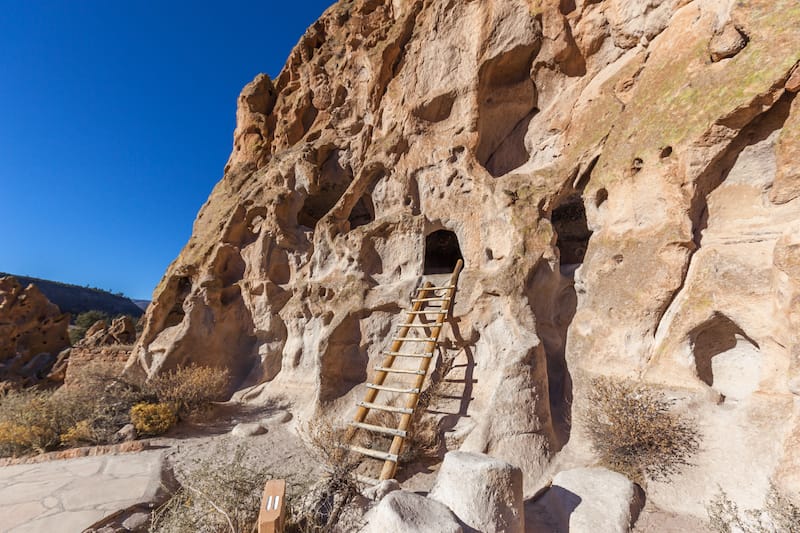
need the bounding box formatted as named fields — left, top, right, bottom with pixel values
left=127, top=0, right=800, bottom=513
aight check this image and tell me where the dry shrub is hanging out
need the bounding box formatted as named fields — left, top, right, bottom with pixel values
left=707, top=484, right=800, bottom=533
left=287, top=419, right=364, bottom=533
left=583, top=377, right=700, bottom=483
left=151, top=444, right=270, bottom=533
left=58, top=360, right=146, bottom=443
left=130, top=403, right=177, bottom=436
left=0, top=389, right=60, bottom=455
left=146, top=364, right=231, bottom=418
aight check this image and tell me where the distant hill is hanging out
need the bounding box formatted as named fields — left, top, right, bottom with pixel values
left=0, top=273, right=144, bottom=319
left=132, top=299, right=151, bottom=312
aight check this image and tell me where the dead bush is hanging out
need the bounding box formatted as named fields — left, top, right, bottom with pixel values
left=146, top=364, right=231, bottom=419
left=0, top=390, right=61, bottom=455
left=287, top=420, right=364, bottom=533
left=151, top=444, right=270, bottom=533
left=583, top=377, right=700, bottom=483
left=707, top=484, right=800, bottom=533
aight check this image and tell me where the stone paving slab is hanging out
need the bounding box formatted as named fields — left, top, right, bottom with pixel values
left=0, top=450, right=170, bottom=533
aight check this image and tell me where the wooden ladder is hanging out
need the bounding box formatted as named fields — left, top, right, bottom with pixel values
left=346, top=259, right=463, bottom=481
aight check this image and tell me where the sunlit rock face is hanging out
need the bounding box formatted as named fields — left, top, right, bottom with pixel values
left=0, top=276, right=70, bottom=387
left=127, top=0, right=800, bottom=509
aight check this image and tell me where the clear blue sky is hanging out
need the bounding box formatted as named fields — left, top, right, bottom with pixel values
left=0, top=1, right=333, bottom=300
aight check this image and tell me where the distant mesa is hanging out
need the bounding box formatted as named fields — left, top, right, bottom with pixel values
left=0, top=272, right=145, bottom=318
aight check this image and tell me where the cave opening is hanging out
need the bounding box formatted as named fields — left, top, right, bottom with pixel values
left=551, top=194, right=592, bottom=267
left=297, top=148, right=353, bottom=229
left=348, top=193, right=375, bottom=230
left=424, top=230, right=463, bottom=275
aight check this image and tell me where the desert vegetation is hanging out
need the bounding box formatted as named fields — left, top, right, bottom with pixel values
left=0, top=363, right=230, bottom=457
left=583, top=377, right=700, bottom=484
left=707, top=484, right=800, bottom=533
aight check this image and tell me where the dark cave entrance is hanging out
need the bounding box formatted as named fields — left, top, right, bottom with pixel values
left=424, top=230, right=464, bottom=275
left=551, top=194, right=592, bottom=267
left=347, top=193, right=375, bottom=230
left=543, top=193, right=593, bottom=448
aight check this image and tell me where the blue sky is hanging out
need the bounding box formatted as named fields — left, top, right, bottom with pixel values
left=0, top=1, right=333, bottom=299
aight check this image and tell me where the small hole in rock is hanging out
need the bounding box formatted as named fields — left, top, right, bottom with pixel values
left=660, top=146, right=673, bottom=158
left=595, top=188, right=608, bottom=208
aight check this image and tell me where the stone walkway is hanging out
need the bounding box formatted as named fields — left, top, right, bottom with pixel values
left=0, top=450, right=169, bottom=532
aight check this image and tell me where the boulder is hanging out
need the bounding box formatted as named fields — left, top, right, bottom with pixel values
left=363, top=490, right=463, bottom=533
left=231, top=422, right=267, bottom=437
left=362, top=479, right=401, bottom=502
left=526, top=467, right=644, bottom=533
left=709, top=22, right=747, bottom=62
left=429, top=451, right=524, bottom=533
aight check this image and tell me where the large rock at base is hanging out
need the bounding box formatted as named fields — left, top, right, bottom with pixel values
left=0, top=276, right=70, bottom=387
left=429, top=451, right=524, bottom=533
left=362, top=490, right=463, bottom=533
left=526, top=467, right=644, bottom=533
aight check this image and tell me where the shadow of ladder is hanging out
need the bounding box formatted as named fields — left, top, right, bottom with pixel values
left=345, top=259, right=464, bottom=482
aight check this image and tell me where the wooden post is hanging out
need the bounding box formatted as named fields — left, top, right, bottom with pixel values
left=258, top=479, right=286, bottom=533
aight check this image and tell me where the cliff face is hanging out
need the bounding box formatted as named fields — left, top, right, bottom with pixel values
left=128, top=0, right=800, bottom=514
left=0, top=276, right=71, bottom=388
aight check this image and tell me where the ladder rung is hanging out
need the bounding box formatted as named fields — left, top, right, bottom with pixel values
left=349, top=421, right=409, bottom=437
left=357, top=401, right=413, bottom=414
left=397, top=324, right=432, bottom=328
left=417, top=286, right=454, bottom=291
left=412, top=297, right=451, bottom=302
left=348, top=445, right=398, bottom=463
left=367, top=383, right=421, bottom=394
left=407, top=310, right=447, bottom=315
left=383, top=351, right=432, bottom=358
left=374, top=366, right=426, bottom=375
left=393, top=337, right=436, bottom=342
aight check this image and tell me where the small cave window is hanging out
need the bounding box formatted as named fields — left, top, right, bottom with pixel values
left=348, top=193, right=375, bottom=230
left=551, top=194, right=592, bottom=266
left=424, top=230, right=464, bottom=274
left=297, top=180, right=350, bottom=229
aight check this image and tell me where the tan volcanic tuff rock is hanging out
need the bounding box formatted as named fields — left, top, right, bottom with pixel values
left=127, top=0, right=800, bottom=519
left=0, top=276, right=70, bottom=387
left=80, top=315, right=137, bottom=348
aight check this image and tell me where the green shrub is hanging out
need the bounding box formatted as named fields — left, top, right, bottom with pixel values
left=130, top=403, right=176, bottom=436
left=583, top=377, right=700, bottom=483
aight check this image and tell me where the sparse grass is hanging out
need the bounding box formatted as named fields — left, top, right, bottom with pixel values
left=288, top=419, right=364, bottom=533
left=583, top=377, right=700, bottom=483
left=0, top=362, right=230, bottom=457
left=150, top=444, right=271, bottom=533
left=707, top=484, right=800, bottom=533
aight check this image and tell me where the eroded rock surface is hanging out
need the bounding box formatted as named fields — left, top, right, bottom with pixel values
left=126, top=0, right=800, bottom=518
left=527, top=467, right=643, bottom=533
left=0, top=276, right=70, bottom=387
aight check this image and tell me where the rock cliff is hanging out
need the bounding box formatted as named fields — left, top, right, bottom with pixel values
left=127, top=0, right=800, bottom=519
left=0, top=276, right=71, bottom=388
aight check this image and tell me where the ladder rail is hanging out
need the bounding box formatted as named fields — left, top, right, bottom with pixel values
left=380, top=260, right=463, bottom=480
left=347, top=259, right=464, bottom=481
